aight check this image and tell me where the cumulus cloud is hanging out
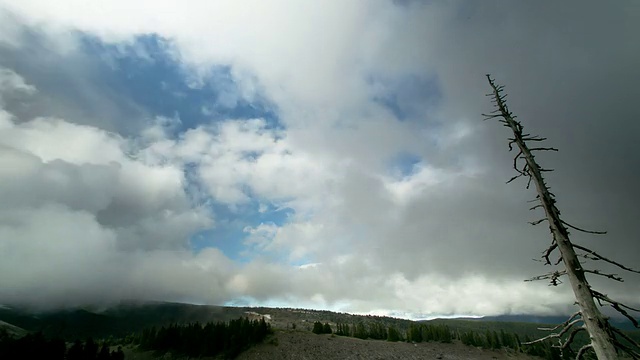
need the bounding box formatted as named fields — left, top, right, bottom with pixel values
left=0, top=72, right=214, bottom=306
left=0, top=0, right=639, bottom=318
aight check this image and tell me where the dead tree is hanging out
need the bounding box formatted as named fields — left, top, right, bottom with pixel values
left=483, top=74, right=640, bottom=359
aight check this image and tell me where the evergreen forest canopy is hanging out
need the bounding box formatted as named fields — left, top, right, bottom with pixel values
left=0, top=316, right=271, bottom=360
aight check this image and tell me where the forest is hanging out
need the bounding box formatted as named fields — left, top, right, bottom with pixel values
left=132, top=316, right=272, bottom=358
left=0, top=330, right=124, bottom=360
left=0, top=316, right=271, bottom=360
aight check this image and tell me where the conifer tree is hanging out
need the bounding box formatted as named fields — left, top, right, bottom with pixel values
left=387, top=326, right=401, bottom=342
left=312, top=321, right=324, bottom=334
left=354, top=322, right=368, bottom=340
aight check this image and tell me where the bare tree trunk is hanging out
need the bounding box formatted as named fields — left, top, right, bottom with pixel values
left=484, top=75, right=619, bottom=359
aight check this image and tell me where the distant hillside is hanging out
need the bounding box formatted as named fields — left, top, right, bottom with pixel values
left=0, top=302, right=246, bottom=340
left=479, top=314, right=639, bottom=331
left=0, top=320, right=27, bottom=337
left=0, top=301, right=637, bottom=352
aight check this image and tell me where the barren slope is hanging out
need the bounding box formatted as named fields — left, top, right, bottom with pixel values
left=237, top=330, right=540, bottom=360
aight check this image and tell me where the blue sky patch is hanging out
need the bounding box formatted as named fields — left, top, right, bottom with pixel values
left=190, top=200, right=294, bottom=262
left=387, top=152, right=423, bottom=178
left=79, top=34, right=280, bottom=133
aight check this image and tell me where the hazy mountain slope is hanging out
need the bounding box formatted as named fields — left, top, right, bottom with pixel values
left=1, top=301, right=636, bottom=356
left=0, top=320, right=27, bottom=337
left=0, top=302, right=244, bottom=339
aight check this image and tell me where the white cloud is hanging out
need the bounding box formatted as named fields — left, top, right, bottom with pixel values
left=0, top=116, right=211, bottom=249
left=140, top=117, right=339, bottom=214
left=0, top=1, right=639, bottom=318
left=0, top=76, right=219, bottom=306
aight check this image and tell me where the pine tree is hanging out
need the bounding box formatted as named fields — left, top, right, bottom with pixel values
left=354, top=322, right=368, bottom=340
left=387, top=326, right=401, bottom=342
left=408, top=324, right=422, bottom=343
left=312, top=321, right=324, bottom=334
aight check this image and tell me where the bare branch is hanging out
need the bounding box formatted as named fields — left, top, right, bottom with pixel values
left=583, top=269, right=624, bottom=282
left=512, top=149, right=523, bottom=172
left=538, top=312, right=582, bottom=331
left=612, top=327, right=640, bottom=349
left=506, top=174, right=524, bottom=184
left=573, top=244, right=640, bottom=274
left=482, top=114, right=503, bottom=121
left=561, top=220, right=607, bottom=235
left=613, top=339, right=640, bottom=360
left=576, top=344, right=593, bottom=359
left=530, top=147, right=559, bottom=152
left=542, top=243, right=558, bottom=265
left=525, top=270, right=566, bottom=285
left=592, top=290, right=640, bottom=328
left=592, top=291, right=640, bottom=312
left=523, top=317, right=582, bottom=346
left=522, top=334, right=556, bottom=345
left=529, top=218, right=547, bottom=226
left=610, top=303, right=639, bottom=329
left=562, top=326, right=586, bottom=351
left=529, top=203, right=543, bottom=211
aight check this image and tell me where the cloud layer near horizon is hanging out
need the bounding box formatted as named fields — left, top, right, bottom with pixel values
left=0, top=1, right=639, bottom=318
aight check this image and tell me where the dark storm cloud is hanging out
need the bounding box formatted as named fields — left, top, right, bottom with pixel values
left=430, top=1, right=640, bottom=273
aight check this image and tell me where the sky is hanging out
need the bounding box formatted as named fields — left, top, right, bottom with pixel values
left=0, top=1, right=639, bottom=319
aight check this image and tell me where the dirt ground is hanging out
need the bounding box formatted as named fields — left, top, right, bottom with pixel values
left=236, top=330, right=541, bottom=360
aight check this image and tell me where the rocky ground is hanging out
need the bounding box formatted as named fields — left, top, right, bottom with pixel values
left=236, top=330, right=540, bottom=360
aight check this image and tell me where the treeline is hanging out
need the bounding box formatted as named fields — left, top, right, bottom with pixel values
left=0, top=330, right=124, bottom=360
left=316, top=320, right=568, bottom=360
left=459, top=329, right=586, bottom=359
left=311, top=321, right=332, bottom=334
left=133, top=317, right=271, bottom=359
left=328, top=321, right=452, bottom=343
left=333, top=321, right=390, bottom=340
